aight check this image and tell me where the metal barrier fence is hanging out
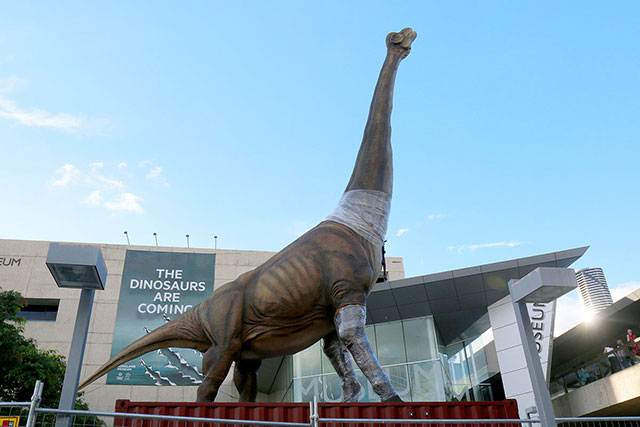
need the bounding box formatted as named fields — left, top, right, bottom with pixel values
left=1, top=382, right=639, bottom=427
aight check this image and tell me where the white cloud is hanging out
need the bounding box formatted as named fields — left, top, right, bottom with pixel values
left=104, top=192, right=144, bottom=214
left=146, top=166, right=163, bottom=180
left=50, top=164, right=81, bottom=187
left=60, top=162, right=124, bottom=189
left=610, top=281, right=640, bottom=302
left=51, top=162, right=148, bottom=214
left=138, top=160, right=152, bottom=168
left=427, top=214, right=447, bottom=220
left=50, top=161, right=171, bottom=214
left=84, top=189, right=143, bottom=214
left=468, top=241, right=525, bottom=250
left=89, top=162, right=104, bottom=171
left=96, top=176, right=125, bottom=189
left=85, top=190, right=102, bottom=205
left=145, top=166, right=169, bottom=188
left=396, top=228, right=409, bottom=237
left=0, top=97, right=88, bottom=133
left=0, top=78, right=111, bottom=135
left=448, top=241, right=527, bottom=254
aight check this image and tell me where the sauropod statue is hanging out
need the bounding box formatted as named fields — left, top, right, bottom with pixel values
left=79, top=27, right=417, bottom=403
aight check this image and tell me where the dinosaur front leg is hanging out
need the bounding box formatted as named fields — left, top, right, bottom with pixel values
left=233, top=359, right=261, bottom=402
left=197, top=344, right=237, bottom=402
left=335, top=304, right=401, bottom=402
left=322, top=331, right=362, bottom=402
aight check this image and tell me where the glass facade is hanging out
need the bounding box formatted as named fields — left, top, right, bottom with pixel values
left=440, top=329, right=496, bottom=401
left=271, top=315, right=498, bottom=403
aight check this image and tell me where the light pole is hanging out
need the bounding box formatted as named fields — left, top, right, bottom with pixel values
left=509, top=267, right=578, bottom=427
left=153, top=232, right=158, bottom=247
left=46, top=243, right=107, bottom=427
left=186, top=234, right=190, bottom=248
left=123, top=231, right=130, bottom=245
left=214, top=235, right=218, bottom=250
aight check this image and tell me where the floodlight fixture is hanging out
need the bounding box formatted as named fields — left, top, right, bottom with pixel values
left=510, top=267, right=577, bottom=304
left=46, top=243, right=107, bottom=290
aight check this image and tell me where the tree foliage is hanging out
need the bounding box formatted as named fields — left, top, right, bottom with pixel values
left=0, top=288, right=104, bottom=426
left=0, top=288, right=67, bottom=405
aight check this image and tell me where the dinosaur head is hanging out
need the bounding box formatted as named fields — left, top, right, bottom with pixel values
left=386, top=28, right=417, bottom=59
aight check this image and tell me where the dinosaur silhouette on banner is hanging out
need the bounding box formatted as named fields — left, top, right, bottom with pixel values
left=80, top=28, right=417, bottom=403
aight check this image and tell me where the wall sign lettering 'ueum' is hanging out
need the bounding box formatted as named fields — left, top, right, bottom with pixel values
left=0, top=257, right=21, bottom=267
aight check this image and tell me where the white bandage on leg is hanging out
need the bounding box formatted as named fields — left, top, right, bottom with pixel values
left=326, top=189, right=391, bottom=248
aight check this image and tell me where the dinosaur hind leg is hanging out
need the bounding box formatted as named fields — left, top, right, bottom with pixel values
left=233, top=359, right=261, bottom=402
left=322, top=331, right=361, bottom=402
left=197, top=343, right=239, bottom=402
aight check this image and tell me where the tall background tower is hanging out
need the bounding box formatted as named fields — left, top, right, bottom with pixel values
left=575, top=267, right=613, bottom=313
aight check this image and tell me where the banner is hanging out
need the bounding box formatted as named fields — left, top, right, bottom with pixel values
left=107, top=250, right=215, bottom=385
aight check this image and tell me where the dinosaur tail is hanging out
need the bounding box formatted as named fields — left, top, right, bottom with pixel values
left=78, top=307, right=207, bottom=389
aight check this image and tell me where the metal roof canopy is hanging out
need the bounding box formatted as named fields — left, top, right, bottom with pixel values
left=366, top=246, right=588, bottom=345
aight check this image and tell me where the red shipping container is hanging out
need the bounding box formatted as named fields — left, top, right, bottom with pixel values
left=115, top=399, right=519, bottom=427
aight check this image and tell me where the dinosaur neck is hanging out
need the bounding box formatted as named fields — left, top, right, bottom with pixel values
left=345, top=50, right=404, bottom=196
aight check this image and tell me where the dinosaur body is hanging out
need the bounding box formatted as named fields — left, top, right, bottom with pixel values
left=80, top=28, right=417, bottom=403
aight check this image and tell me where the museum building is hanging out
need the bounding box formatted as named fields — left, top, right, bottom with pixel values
left=0, top=238, right=588, bottom=418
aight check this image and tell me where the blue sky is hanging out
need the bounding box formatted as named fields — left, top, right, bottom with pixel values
left=1, top=2, right=638, bottom=335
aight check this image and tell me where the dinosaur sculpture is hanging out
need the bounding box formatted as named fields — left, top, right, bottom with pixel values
left=79, top=27, right=417, bottom=403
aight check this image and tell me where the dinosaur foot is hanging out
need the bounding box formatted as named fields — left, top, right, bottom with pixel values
left=386, top=28, right=417, bottom=59
left=382, top=394, right=404, bottom=403
left=341, top=379, right=362, bottom=402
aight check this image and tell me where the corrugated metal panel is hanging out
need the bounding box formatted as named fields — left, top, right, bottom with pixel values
left=115, top=401, right=310, bottom=427
left=319, top=401, right=519, bottom=427
left=115, top=399, right=519, bottom=427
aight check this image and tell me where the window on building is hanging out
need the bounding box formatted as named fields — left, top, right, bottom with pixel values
left=293, top=341, right=322, bottom=378
left=16, top=299, right=59, bottom=321
left=375, top=320, right=407, bottom=365
left=291, top=315, right=449, bottom=403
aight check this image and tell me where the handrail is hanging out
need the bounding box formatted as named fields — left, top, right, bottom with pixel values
left=0, top=401, right=638, bottom=426
left=319, top=418, right=537, bottom=424
left=557, top=416, right=640, bottom=422
left=551, top=335, right=640, bottom=381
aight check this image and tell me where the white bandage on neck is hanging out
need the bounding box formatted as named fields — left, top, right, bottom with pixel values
left=326, top=189, right=391, bottom=248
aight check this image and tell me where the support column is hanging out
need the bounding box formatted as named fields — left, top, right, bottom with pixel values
left=512, top=298, right=557, bottom=427
left=55, top=288, right=95, bottom=427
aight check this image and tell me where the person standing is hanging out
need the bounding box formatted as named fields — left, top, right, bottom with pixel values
left=627, top=329, right=640, bottom=361
left=605, top=345, right=620, bottom=373
left=616, top=339, right=633, bottom=369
